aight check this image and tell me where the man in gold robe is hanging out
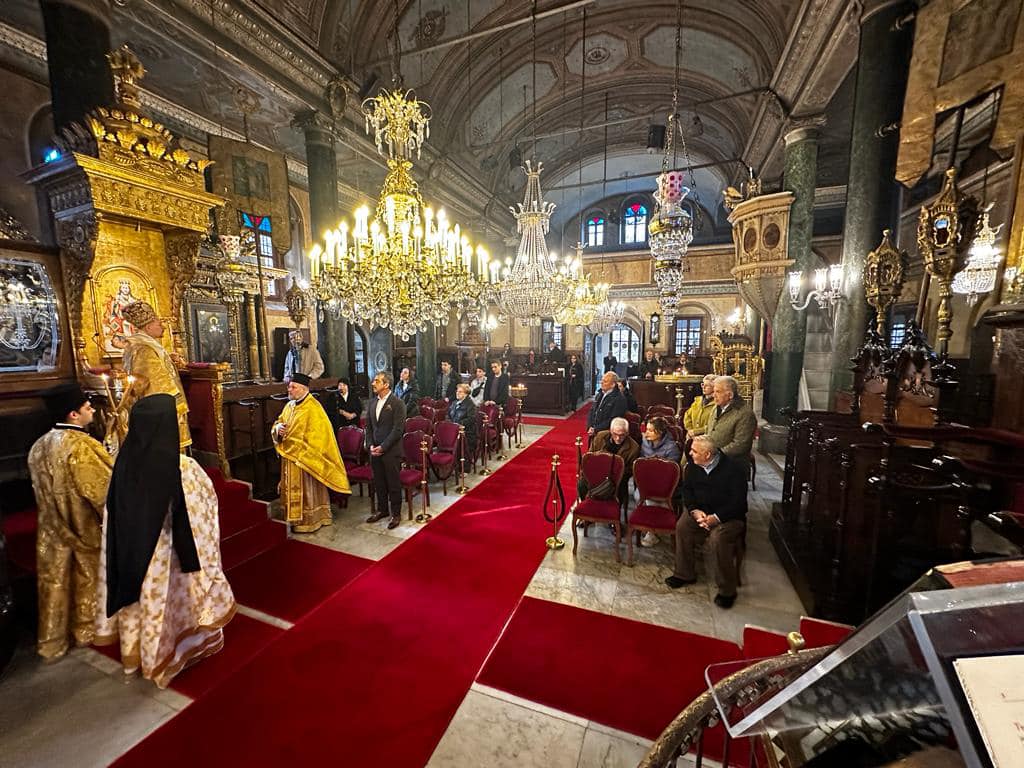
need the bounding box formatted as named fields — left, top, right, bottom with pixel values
left=272, top=373, right=350, bottom=533
left=27, top=383, right=113, bottom=661
left=121, top=300, right=191, bottom=450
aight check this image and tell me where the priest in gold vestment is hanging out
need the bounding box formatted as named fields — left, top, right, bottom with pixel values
left=272, top=373, right=350, bottom=533
left=27, top=383, right=113, bottom=660
left=121, top=300, right=191, bottom=450
left=95, top=395, right=235, bottom=689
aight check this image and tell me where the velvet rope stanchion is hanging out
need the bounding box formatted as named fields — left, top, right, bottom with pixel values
left=542, top=453, right=567, bottom=550
left=495, top=406, right=508, bottom=460
left=455, top=425, right=469, bottom=494
left=415, top=437, right=433, bottom=523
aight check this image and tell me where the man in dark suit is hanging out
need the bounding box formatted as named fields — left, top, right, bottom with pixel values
left=545, top=340, right=565, bottom=364
left=484, top=360, right=509, bottom=408
left=365, top=371, right=407, bottom=529
left=435, top=360, right=458, bottom=402
left=587, top=371, right=627, bottom=439
left=665, top=435, right=748, bottom=608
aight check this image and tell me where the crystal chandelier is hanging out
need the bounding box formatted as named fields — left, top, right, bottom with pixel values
left=308, top=87, right=484, bottom=340
left=951, top=206, right=1003, bottom=306
left=649, top=0, right=695, bottom=320
left=493, top=161, right=574, bottom=325
left=587, top=298, right=626, bottom=334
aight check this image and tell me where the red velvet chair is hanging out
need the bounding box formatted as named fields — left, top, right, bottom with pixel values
left=646, top=404, right=675, bottom=420
left=337, top=426, right=375, bottom=513
left=418, top=404, right=437, bottom=424
left=479, top=403, right=501, bottom=459
left=571, top=452, right=626, bottom=563
left=501, top=397, right=522, bottom=449
left=625, top=412, right=642, bottom=446
left=405, top=415, right=433, bottom=435
left=400, top=430, right=432, bottom=520
left=430, top=420, right=461, bottom=494
left=626, top=457, right=681, bottom=566
left=418, top=397, right=435, bottom=411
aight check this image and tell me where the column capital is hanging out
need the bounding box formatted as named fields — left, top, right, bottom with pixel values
left=291, top=109, right=338, bottom=141
left=783, top=116, right=827, bottom=147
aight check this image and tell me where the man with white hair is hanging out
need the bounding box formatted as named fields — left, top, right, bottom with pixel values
left=703, top=375, right=757, bottom=472
left=666, top=435, right=748, bottom=608
left=587, top=371, right=627, bottom=438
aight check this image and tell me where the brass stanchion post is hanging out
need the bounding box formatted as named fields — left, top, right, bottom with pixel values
left=674, top=385, right=684, bottom=420
left=456, top=425, right=469, bottom=494
left=495, top=406, right=508, bottom=460
left=479, top=413, right=492, bottom=476
left=415, top=437, right=433, bottom=523
left=543, top=454, right=567, bottom=549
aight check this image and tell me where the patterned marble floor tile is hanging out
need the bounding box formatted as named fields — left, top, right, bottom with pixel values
left=0, top=643, right=182, bottom=768
left=525, top=568, right=619, bottom=615
left=427, top=689, right=585, bottom=768
left=577, top=725, right=652, bottom=768
left=610, top=580, right=718, bottom=638
left=306, top=524, right=404, bottom=560
left=711, top=602, right=804, bottom=646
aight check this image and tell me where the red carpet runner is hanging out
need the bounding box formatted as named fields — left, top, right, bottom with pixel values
left=114, top=408, right=589, bottom=767
left=478, top=597, right=745, bottom=762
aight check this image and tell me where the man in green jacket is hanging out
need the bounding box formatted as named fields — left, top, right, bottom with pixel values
left=704, top=375, right=757, bottom=472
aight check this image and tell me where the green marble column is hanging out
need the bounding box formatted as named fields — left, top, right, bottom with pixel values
left=829, top=0, right=915, bottom=394
left=765, top=126, right=820, bottom=424
left=294, top=110, right=348, bottom=378
left=416, top=325, right=437, bottom=397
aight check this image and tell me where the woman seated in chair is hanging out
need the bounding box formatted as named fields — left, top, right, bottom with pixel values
left=635, top=416, right=682, bottom=548
left=447, top=383, right=478, bottom=459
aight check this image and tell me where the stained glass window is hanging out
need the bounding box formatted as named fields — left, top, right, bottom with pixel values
left=623, top=202, right=648, bottom=244
left=585, top=215, right=605, bottom=247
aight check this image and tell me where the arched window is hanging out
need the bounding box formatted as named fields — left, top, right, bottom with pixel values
left=585, top=214, right=605, bottom=247
left=609, top=323, right=640, bottom=364
left=622, top=202, right=648, bottom=244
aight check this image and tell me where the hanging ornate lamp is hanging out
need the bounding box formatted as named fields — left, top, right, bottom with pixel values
left=951, top=206, right=1003, bottom=307
left=648, top=0, right=695, bottom=321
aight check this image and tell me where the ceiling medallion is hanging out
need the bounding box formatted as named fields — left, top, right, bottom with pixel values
left=585, top=46, right=611, bottom=65
left=412, top=9, right=448, bottom=47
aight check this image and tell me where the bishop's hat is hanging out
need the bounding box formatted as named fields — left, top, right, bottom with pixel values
left=291, top=372, right=312, bottom=387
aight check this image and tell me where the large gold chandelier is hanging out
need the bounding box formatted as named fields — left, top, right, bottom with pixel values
left=308, top=87, right=483, bottom=340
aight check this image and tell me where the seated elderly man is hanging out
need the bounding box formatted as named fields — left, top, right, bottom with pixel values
left=665, top=435, right=747, bottom=608
left=703, top=374, right=757, bottom=473
left=578, top=416, right=640, bottom=508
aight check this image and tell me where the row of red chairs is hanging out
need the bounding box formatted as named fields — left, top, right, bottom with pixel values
left=571, top=453, right=746, bottom=575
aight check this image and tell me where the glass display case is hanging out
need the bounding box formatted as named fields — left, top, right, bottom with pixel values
left=707, top=569, right=1024, bottom=767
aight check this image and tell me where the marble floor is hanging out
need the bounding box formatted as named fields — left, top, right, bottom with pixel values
left=0, top=417, right=803, bottom=768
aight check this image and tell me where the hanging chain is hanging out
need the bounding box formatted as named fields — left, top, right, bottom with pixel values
left=576, top=7, right=587, bottom=224
left=391, top=0, right=403, bottom=86
left=531, top=0, right=538, bottom=159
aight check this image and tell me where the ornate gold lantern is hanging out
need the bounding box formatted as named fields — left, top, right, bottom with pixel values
left=917, top=168, right=978, bottom=356
left=863, top=229, right=907, bottom=337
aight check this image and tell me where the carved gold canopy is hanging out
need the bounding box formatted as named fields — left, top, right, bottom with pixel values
left=23, top=46, right=224, bottom=366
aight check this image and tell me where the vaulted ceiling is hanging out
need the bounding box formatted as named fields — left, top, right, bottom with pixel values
left=0, top=0, right=857, bottom=241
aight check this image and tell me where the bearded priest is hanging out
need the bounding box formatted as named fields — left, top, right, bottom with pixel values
left=27, top=383, right=113, bottom=661
left=121, top=300, right=191, bottom=451
left=272, top=372, right=350, bottom=533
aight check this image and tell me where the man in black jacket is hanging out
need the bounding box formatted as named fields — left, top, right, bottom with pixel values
left=483, top=360, right=509, bottom=408
left=587, top=372, right=627, bottom=438
left=365, top=371, right=407, bottom=529
left=435, top=359, right=458, bottom=402
left=665, top=435, right=747, bottom=608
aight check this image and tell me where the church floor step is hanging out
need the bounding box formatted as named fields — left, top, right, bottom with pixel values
left=220, top=518, right=287, bottom=571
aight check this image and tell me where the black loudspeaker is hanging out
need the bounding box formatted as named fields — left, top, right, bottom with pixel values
left=272, top=327, right=292, bottom=381
left=508, top=145, right=523, bottom=170
left=647, top=124, right=666, bottom=153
